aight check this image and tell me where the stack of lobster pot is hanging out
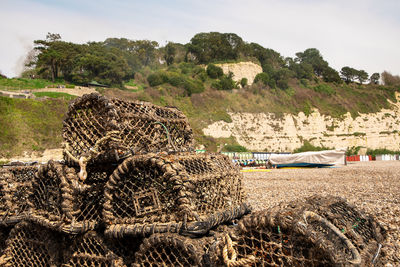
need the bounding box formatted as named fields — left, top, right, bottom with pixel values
left=0, top=93, right=386, bottom=266
left=0, top=93, right=250, bottom=266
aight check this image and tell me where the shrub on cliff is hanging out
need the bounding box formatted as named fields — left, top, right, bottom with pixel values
left=206, top=64, right=223, bottom=79
left=147, top=71, right=168, bottom=86
left=240, top=78, right=248, bottom=88
left=147, top=70, right=204, bottom=96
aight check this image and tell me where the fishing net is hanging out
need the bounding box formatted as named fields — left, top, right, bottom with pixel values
left=209, top=208, right=364, bottom=266
left=27, top=160, right=99, bottom=234
left=72, top=165, right=117, bottom=230
left=0, top=166, right=38, bottom=225
left=103, top=152, right=249, bottom=237
left=63, top=93, right=194, bottom=167
left=62, top=231, right=124, bottom=267
left=0, top=221, right=61, bottom=267
left=133, top=233, right=206, bottom=266
left=302, top=195, right=386, bottom=265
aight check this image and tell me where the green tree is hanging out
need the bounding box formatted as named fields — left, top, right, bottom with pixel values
left=33, top=37, right=83, bottom=82
left=103, top=38, right=159, bottom=69
left=273, top=68, right=294, bottom=90
left=74, top=42, right=130, bottom=85
left=46, top=32, right=61, bottom=42
left=163, top=42, right=176, bottom=66
left=340, top=66, right=357, bottom=83
left=322, top=66, right=342, bottom=83
left=246, top=43, right=284, bottom=71
left=295, top=48, right=328, bottom=77
left=33, top=34, right=65, bottom=81
left=355, top=70, right=369, bottom=84
left=370, top=72, right=380, bottom=84
left=187, top=32, right=244, bottom=64
left=254, top=72, right=270, bottom=86
left=286, top=57, right=313, bottom=80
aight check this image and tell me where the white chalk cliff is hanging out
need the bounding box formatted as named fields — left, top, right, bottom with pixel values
left=203, top=92, right=400, bottom=151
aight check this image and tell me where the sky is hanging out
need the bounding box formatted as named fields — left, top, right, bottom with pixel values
left=1, top=0, right=399, bottom=78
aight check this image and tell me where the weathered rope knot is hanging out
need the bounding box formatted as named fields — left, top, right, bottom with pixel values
left=223, top=234, right=256, bottom=267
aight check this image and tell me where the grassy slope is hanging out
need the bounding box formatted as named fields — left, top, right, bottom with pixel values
left=104, top=79, right=399, bottom=151
left=0, top=74, right=399, bottom=157
left=0, top=77, right=75, bottom=90
left=33, top=91, right=77, bottom=100
left=0, top=96, right=68, bottom=157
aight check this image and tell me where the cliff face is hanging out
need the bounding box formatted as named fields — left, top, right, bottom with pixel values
left=215, top=62, right=262, bottom=85
left=203, top=93, right=400, bottom=152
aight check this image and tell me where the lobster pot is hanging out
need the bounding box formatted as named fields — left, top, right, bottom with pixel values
left=133, top=233, right=208, bottom=267
left=103, top=152, right=248, bottom=237
left=302, top=195, right=386, bottom=264
left=0, top=221, right=61, bottom=267
left=209, top=208, right=365, bottom=267
left=28, top=160, right=99, bottom=234
left=71, top=165, right=117, bottom=230
left=0, top=166, right=38, bottom=225
left=63, top=93, right=194, bottom=165
left=62, top=231, right=124, bottom=267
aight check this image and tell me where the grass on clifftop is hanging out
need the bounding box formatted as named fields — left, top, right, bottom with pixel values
left=0, top=76, right=73, bottom=90
left=33, top=91, right=77, bottom=100
left=0, top=96, right=68, bottom=157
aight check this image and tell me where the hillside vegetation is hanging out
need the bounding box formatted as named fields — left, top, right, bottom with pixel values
left=0, top=96, right=68, bottom=157
left=1, top=31, right=400, bottom=156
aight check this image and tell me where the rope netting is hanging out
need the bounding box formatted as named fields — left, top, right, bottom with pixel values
left=63, top=93, right=194, bottom=166
left=133, top=233, right=205, bottom=266
left=300, top=195, right=386, bottom=265
left=62, top=231, right=124, bottom=267
left=71, top=165, right=117, bottom=230
left=103, top=152, right=248, bottom=237
left=0, top=221, right=61, bottom=267
left=0, top=166, right=38, bottom=226
left=208, top=207, right=368, bottom=267
left=27, top=160, right=105, bottom=234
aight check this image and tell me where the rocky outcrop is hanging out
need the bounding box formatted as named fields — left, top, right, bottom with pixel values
left=215, top=62, right=262, bottom=85
left=203, top=93, right=400, bottom=152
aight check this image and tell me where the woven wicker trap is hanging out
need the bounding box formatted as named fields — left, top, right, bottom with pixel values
left=209, top=208, right=366, bottom=267
left=303, top=195, right=386, bottom=264
left=63, top=93, right=194, bottom=166
left=0, top=221, right=61, bottom=267
left=62, top=231, right=124, bottom=267
left=133, top=233, right=205, bottom=267
left=103, top=152, right=248, bottom=237
left=71, top=165, right=117, bottom=229
left=0, top=166, right=38, bottom=225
